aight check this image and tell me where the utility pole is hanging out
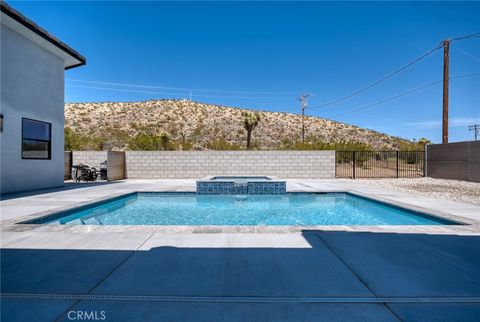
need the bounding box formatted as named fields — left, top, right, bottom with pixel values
left=442, top=39, right=450, bottom=144
left=297, top=94, right=309, bottom=143
left=469, top=124, right=479, bottom=141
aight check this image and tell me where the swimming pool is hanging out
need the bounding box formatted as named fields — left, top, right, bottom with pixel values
left=23, top=192, right=457, bottom=226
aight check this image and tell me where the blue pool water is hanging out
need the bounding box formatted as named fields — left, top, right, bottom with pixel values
left=28, top=192, right=456, bottom=226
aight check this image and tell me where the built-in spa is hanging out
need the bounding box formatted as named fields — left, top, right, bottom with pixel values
left=196, top=176, right=287, bottom=194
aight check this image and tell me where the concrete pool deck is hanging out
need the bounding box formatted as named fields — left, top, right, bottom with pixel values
left=1, top=179, right=480, bottom=321
left=1, top=179, right=479, bottom=234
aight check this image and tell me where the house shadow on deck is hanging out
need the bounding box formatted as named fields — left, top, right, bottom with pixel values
left=1, top=230, right=480, bottom=321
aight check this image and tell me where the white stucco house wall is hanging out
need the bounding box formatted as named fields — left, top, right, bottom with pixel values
left=0, top=2, right=86, bottom=194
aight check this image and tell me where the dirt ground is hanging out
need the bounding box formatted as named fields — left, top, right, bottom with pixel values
left=355, top=177, right=480, bottom=206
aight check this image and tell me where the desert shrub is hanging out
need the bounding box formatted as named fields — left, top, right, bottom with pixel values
left=250, top=140, right=262, bottom=150
left=396, top=138, right=430, bottom=164
left=396, top=140, right=427, bottom=152
left=193, top=124, right=204, bottom=137
left=277, top=138, right=294, bottom=149
left=64, top=127, right=83, bottom=150
left=130, top=122, right=140, bottom=130
left=206, top=138, right=240, bottom=150
left=64, top=127, right=104, bottom=151
left=179, top=141, right=194, bottom=151
left=288, top=140, right=372, bottom=152
left=160, top=132, right=174, bottom=150
left=128, top=132, right=175, bottom=151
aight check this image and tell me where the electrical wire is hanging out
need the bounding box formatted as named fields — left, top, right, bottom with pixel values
left=306, top=45, right=443, bottom=109
left=450, top=32, right=480, bottom=42
left=324, top=72, right=480, bottom=119
left=283, top=33, right=479, bottom=113
left=65, top=79, right=302, bottom=96
left=66, top=84, right=186, bottom=96
left=66, top=33, right=479, bottom=112
left=454, top=47, right=480, bottom=63
left=327, top=81, right=442, bottom=118
left=65, top=84, right=294, bottom=100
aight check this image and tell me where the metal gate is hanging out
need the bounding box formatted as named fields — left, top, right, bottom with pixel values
left=336, top=151, right=425, bottom=178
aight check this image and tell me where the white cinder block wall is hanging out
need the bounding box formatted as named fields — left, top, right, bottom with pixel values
left=125, top=151, right=335, bottom=179
left=72, top=151, right=107, bottom=169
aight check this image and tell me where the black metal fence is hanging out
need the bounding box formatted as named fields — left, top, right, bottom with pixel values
left=336, top=151, right=425, bottom=178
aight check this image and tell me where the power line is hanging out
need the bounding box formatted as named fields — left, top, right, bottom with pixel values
left=66, top=33, right=479, bottom=112
left=324, top=73, right=480, bottom=119
left=68, top=73, right=480, bottom=115
left=303, top=32, right=479, bottom=110
left=454, top=47, right=480, bottom=63
left=297, top=93, right=310, bottom=143
left=437, top=32, right=480, bottom=143
left=66, top=79, right=183, bottom=91
left=65, top=79, right=302, bottom=96
left=438, top=31, right=479, bottom=142
left=450, top=32, right=480, bottom=42
left=328, top=81, right=442, bottom=118
left=441, top=39, right=450, bottom=143
left=257, top=71, right=480, bottom=114
left=306, top=45, right=443, bottom=109
left=65, top=84, right=186, bottom=96
left=469, top=124, right=480, bottom=141
left=65, top=84, right=294, bottom=100
left=193, top=93, right=290, bottom=100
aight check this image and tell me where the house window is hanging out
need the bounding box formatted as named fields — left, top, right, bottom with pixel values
left=22, top=118, right=51, bottom=159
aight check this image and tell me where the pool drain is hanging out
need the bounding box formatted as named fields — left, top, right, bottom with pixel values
left=2, top=293, right=480, bottom=304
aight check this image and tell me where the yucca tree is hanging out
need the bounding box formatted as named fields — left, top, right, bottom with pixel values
left=418, top=137, right=432, bottom=147
left=242, top=111, right=260, bottom=150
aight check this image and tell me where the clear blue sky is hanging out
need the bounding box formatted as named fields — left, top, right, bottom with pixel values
left=11, top=1, right=480, bottom=143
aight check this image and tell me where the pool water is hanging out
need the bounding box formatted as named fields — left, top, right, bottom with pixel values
left=31, top=192, right=455, bottom=226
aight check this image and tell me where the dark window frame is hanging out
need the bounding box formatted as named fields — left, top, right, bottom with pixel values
left=21, top=117, right=52, bottom=160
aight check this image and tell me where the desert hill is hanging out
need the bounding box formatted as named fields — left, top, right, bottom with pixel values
left=65, top=99, right=410, bottom=150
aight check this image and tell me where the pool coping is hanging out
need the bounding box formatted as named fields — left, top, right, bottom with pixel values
left=1, top=188, right=478, bottom=235
left=198, top=175, right=281, bottom=182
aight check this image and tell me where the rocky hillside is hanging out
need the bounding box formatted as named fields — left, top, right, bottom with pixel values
left=65, top=99, right=409, bottom=150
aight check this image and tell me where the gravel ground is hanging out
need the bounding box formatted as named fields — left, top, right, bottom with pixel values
left=355, top=177, right=480, bottom=206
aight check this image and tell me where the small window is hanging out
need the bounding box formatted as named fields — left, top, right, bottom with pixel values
left=22, top=118, right=51, bottom=159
